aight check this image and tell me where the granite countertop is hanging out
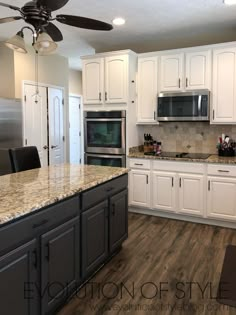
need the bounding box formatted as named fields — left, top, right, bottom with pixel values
left=128, top=152, right=236, bottom=164
left=0, top=164, right=128, bottom=225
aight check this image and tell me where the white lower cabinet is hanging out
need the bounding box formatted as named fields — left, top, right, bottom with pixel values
left=129, top=169, right=151, bottom=208
left=152, top=171, right=176, bottom=212
left=207, top=176, right=236, bottom=221
left=129, top=158, right=236, bottom=225
left=178, top=173, right=204, bottom=217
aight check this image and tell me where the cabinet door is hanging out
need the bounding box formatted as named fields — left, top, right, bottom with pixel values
left=160, top=53, right=184, bottom=91
left=41, top=217, right=80, bottom=315
left=152, top=171, right=176, bottom=212
left=137, top=57, right=158, bottom=124
left=129, top=169, right=151, bottom=208
left=178, top=173, right=204, bottom=217
left=105, top=55, right=128, bottom=104
left=212, top=48, right=236, bottom=123
left=207, top=176, right=236, bottom=221
left=109, top=189, right=128, bottom=253
left=81, top=200, right=108, bottom=278
left=0, top=239, right=38, bottom=315
left=185, top=50, right=211, bottom=90
left=82, top=58, right=104, bottom=104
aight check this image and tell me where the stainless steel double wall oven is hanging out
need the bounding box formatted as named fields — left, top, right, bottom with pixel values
left=84, top=111, right=126, bottom=167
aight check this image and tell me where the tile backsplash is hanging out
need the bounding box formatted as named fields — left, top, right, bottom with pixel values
left=138, top=122, right=236, bottom=154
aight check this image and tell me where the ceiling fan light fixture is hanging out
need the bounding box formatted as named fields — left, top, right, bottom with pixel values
left=112, top=17, right=126, bottom=26
left=5, top=31, right=27, bottom=53
left=34, top=32, right=57, bottom=55
left=223, top=0, right=236, bottom=5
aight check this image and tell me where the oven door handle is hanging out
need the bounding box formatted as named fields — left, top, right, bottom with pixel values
left=85, top=119, right=123, bottom=122
left=86, top=154, right=124, bottom=159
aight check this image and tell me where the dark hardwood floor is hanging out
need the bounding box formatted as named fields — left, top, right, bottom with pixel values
left=58, top=213, right=236, bottom=315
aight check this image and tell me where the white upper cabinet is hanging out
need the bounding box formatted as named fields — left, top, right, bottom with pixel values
left=185, top=50, right=211, bottom=90
left=105, top=55, right=128, bottom=104
left=137, top=57, right=158, bottom=124
left=160, top=53, right=184, bottom=91
left=82, top=58, right=104, bottom=105
left=212, top=47, right=236, bottom=123
left=160, top=50, right=211, bottom=92
left=82, top=54, right=129, bottom=105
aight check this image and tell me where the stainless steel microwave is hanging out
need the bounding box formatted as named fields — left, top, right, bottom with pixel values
left=157, top=90, right=210, bottom=121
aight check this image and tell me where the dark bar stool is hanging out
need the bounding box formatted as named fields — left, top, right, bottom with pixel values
left=9, top=146, right=41, bottom=173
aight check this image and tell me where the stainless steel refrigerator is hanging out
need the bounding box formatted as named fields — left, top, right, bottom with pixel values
left=0, top=98, right=23, bottom=175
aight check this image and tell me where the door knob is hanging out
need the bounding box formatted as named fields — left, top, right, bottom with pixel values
left=51, top=145, right=58, bottom=149
left=43, top=145, right=49, bottom=150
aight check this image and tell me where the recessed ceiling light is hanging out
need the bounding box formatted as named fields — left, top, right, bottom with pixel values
left=223, top=0, right=236, bottom=5
left=112, top=17, right=126, bottom=26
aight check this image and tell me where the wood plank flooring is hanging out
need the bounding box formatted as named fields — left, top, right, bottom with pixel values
left=58, top=213, right=236, bottom=315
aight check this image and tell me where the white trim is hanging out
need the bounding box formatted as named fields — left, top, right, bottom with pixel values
left=69, top=93, right=84, bottom=164
left=129, top=206, right=236, bottom=230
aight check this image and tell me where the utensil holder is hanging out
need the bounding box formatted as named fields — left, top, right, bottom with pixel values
left=218, top=148, right=235, bottom=157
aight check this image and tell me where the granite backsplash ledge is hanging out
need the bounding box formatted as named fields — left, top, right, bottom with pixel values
left=137, top=122, right=236, bottom=154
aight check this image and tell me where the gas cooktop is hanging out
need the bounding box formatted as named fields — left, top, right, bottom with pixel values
left=159, top=152, right=211, bottom=159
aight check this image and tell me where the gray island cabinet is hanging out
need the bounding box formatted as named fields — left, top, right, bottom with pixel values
left=0, top=164, right=128, bottom=315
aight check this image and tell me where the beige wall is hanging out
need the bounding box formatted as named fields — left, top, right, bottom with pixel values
left=0, top=44, right=15, bottom=99
left=69, top=69, right=82, bottom=95
left=13, top=45, right=69, bottom=98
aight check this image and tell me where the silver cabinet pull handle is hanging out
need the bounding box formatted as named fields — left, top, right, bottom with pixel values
left=208, top=181, right=210, bottom=191
left=134, top=163, right=143, bottom=166
left=179, top=178, right=181, bottom=187
left=105, top=92, right=108, bottom=101
left=51, top=145, right=58, bottom=149
left=218, top=170, right=230, bottom=173
left=179, top=78, right=181, bottom=88
left=99, top=92, right=102, bottom=101
left=146, top=175, right=148, bottom=185
left=186, top=78, right=188, bottom=88
left=172, top=178, right=174, bottom=187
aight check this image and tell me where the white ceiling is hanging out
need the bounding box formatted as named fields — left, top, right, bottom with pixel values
left=1, top=0, right=236, bottom=69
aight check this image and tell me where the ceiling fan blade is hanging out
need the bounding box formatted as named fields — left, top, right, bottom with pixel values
left=44, top=23, right=63, bottom=42
left=0, top=2, right=21, bottom=11
left=36, top=0, right=69, bottom=11
left=0, top=16, right=22, bottom=24
left=56, top=15, right=113, bottom=31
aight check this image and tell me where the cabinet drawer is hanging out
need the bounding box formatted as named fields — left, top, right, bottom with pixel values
left=82, top=174, right=128, bottom=211
left=129, top=159, right=151, bottom=169
left=208, top=164, right=236, bottom=177
left=0, top=196, right=80, bottom=254
left=153, top=160, right=204, bottom=173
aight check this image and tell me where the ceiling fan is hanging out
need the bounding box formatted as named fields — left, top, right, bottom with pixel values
left=0, top=0, right=113, bottom=54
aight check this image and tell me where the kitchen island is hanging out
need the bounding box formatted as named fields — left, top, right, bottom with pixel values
left=0, top=164, right=128, bottom=315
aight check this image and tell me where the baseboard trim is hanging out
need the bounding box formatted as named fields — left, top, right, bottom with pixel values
left=128, top=207, right=236, bottom=230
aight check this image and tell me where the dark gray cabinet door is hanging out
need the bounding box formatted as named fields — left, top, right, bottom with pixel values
left=41, top=217, right=80, bottom=315
left=109, top=189, right=128, bottom=253
left=0, top=239, right=38, bottom=315
left=81, top=200, right=108, bottom=278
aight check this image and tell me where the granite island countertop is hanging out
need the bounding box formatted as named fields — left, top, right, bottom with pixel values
left=128, top=152, right=236, bottom=164
left=0, top=164, right=128, bottom=225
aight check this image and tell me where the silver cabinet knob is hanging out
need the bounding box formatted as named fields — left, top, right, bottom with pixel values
left=43, top=145, right=49, bottom=150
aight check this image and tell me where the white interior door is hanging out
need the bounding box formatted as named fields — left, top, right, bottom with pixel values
left=24, top=84, right=48, bottom=167
left=69, top=95, right=81, bottom=164
left=48, top=87, right=64, bottom=165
